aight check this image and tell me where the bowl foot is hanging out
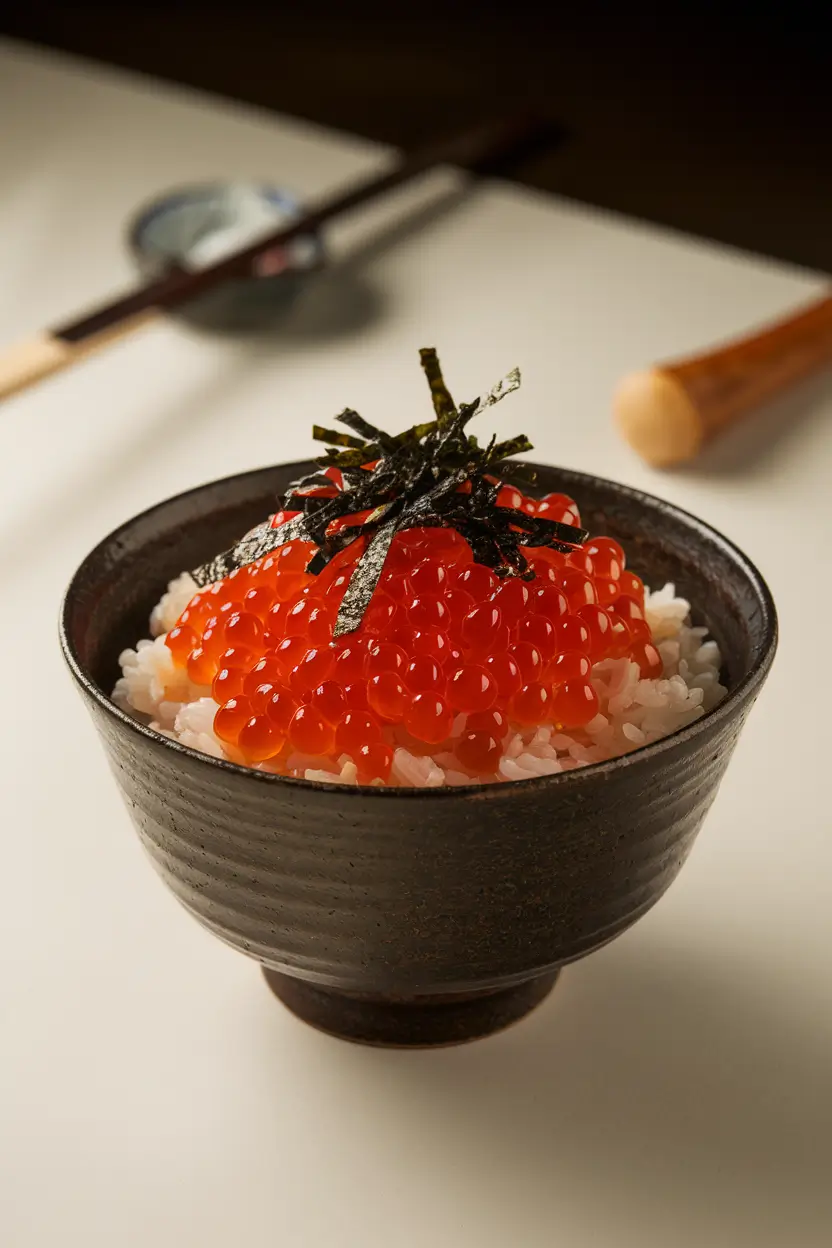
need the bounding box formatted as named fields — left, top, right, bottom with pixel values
left=261, top=969, right=559, bottom=1047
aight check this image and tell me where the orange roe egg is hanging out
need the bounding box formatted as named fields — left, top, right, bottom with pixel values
left=187, top=646, right=219, bottom=686
left=266, top=689, right=299, bottom=733
left=404, top=656, right=444, bottom=693
left=609, top=595, right=644, bottom=623
left=283, top=598, right=315, bottom=638
left=609, top=619, right=632, bottom=658
left=627, top=617, right=653, bottom=644
left=290, top=646, right=335, bottom=696
left=454, top=563, right=496, bottom=600
left=273, top=635, right=308, bottom=675
left=264, top=601, right=288, bottom=646
left=381, top=571, right=412, bottom=604
left=619, top=570, right=645, bottom=603
left=411, top=628, right=453, bottom=664
left=238, top=715, right=285, bottom=763
left=198, top=625, right=226, bottom=660
left=244, top=656, right=284, bottom=693
left=249, top=680, right=281, bottom=712
left=276, top=541, right=312, bottom=574
left=517, top=614, right=557, bottom=659
left=367, top=672, right=407, bottom=722
left=586, top=536, right=624, bottom=580
left=354, top=741, right=394, bottom=784
left=317, top=566, right=351, bottom=598
left=177, top=594, right=210, bottom=629
left=461, top=603, right=502, bottom=654
left=363, top=593, right=398, bottom=635
left=557, top=616, right=591, bottom=653
left=444, top=587, right=475, bottom=625
left=289, top=706, right=335, bottom=755
left=311, top=680, right=348, bottom=724
left=409, top=558, right=448, bottom=595
left=595, top=578, right=621, bottom=605
left=532, top=584, right=569, bottom=623
left=335, top=711, right=382, bottom=752
left=537, top=492, right=577, bottom=522
left=510, top=682, right=551, bottom=726
left=262, top=553, right=285, bottom=581
left=343, top=681, right=370, bottom=710
left=559, top=569, right=597, bottom=610
left=270, top=508, right=301, bottom=528
left=224, top=611, right=264, bottom=650
left=456, top=730, right=502, bottom=774
left=404, top=692, right=454, bottom=745
left=549, top=651, right=591, bottom=683
left=567, top=547, right=595, bottom=577
left=408, top=594, right=450, bottom=632
left=389, top=621, right=417, bottom=654
left=214, top=695, right=255, bottom=745
left=527, top=556, right=559, bottom=584
left=333, top=640, right=368, bottom=682
left=212, top=665, right=247, bottom=701
left=490, top=578, right=530, bottom=625
left=551, top=680, right=599, bottom=728
left=273, top=573, right=306, bottom=604
left=243, top=585, right=276, bottom=620
left=467, top=707, right=509, bottom=737
left=630, top=640, right=663, bottom=679
left=165, top=624, right=198, bottom=665
left=447, top=665, right=497, bottom=713
left=497, top=485, right=524, bottom=510
left=484, top=652, right=522, bottom=698
left=510, top=641, right=544, bottom=684
left=366, top=641, right=407, bottom=677
left=213, top=598, right=245, bottom=624
left=576, top=604, right=614, bottom=659
left=220, top=643, right=256, bottom=673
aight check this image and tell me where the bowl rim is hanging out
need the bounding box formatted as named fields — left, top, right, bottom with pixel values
left=126, top=180, right=320, bottom=266
left=60, top=461, right=778, bottom=800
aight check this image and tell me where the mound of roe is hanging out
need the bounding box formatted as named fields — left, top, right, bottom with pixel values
left=164, top=474, right=661, bottom=783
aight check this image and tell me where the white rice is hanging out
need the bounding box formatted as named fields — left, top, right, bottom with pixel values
left=114, top=575, right=727, bottom=786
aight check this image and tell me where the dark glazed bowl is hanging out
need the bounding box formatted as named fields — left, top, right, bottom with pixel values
left=61, top=463, right=777, bottom=1047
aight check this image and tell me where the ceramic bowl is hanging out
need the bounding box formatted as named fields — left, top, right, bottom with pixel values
left=127, top=182, right=324, bottom=331
left=61, top=463, right=776, bottom=1047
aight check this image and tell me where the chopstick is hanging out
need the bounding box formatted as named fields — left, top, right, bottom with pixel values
left=0, top=112, right=555, bottom=404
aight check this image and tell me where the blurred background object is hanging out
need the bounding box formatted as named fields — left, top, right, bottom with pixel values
left=2, top=2, right=831, bottom=272
left=128, top=182, right=325, bottom=333
left=615, top=294, right=832, bottom=466
left=0, top=112, right=558, bottom=400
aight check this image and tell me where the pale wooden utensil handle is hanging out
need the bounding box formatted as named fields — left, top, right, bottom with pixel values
left=614, top=294, right=832, bottom=466
left=0, top=334, right=74, bottom=401
left=0, top=312, right=158, bottom=403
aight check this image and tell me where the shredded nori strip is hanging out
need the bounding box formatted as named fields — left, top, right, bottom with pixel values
left=419, top=346, right=457, bottom=428
left=191, top=349, right=587, bottom=635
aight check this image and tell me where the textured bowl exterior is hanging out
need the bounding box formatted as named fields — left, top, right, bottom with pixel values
left=62, top=463, right=777, bottom=997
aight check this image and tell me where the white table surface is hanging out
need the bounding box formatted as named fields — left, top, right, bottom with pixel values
left=1, top=38, right=830, bottom=1248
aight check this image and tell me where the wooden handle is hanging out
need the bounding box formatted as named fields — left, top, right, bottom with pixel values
left=613, top=294, right=832, bottom=466
left=0, top=334, right=74, bottom=401
left=0, top=312, right=158, bottom=404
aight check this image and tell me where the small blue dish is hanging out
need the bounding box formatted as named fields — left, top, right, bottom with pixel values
left=127, top=182, right=324, bottom=332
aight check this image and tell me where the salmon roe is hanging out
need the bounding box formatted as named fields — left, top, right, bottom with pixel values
left=167, top=480, right=663, bottom=783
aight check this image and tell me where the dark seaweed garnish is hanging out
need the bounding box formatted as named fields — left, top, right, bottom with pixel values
left=191, top=349, right=587, bottom=636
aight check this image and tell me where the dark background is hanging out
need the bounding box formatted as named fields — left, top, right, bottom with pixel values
left=3, top=3, right=830, bottom=272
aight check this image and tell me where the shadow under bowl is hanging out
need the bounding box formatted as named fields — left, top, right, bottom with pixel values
left=61, top=463, right=777, bottom=1047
